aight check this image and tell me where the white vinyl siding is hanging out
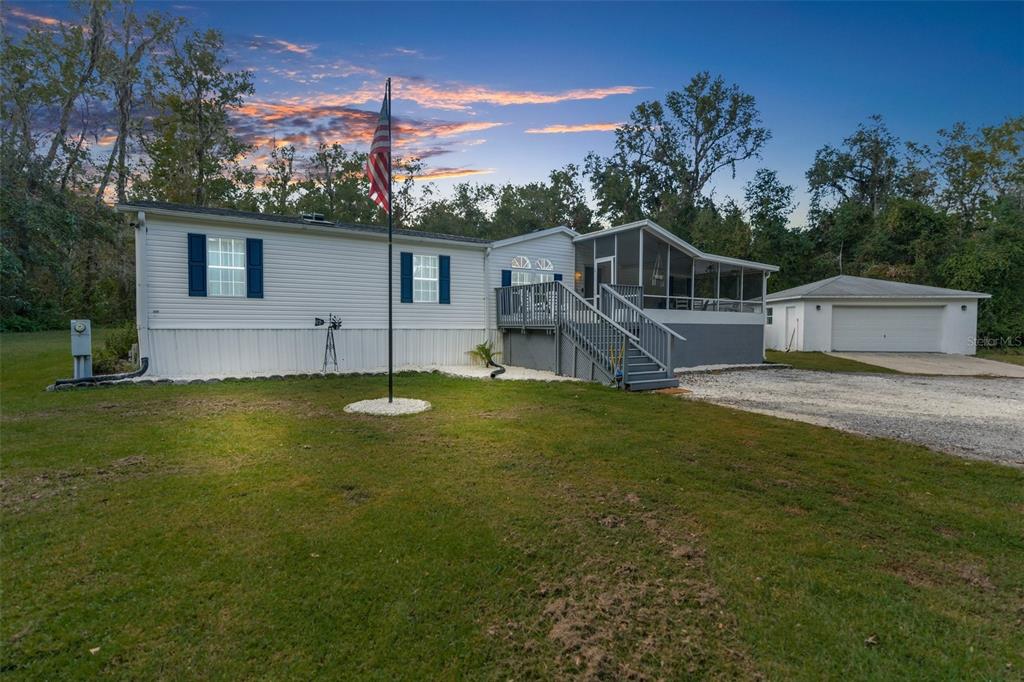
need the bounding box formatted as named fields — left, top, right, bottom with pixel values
left=207, top=237, right=245, bottom=297
left=413, top=254, right=439, bottom=303
left=142, top=217, right=487, bottom=330
left=487, top=231, right=575, bottom=322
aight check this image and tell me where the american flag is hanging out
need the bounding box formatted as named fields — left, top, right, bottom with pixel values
left=366, top=92, right=390, bottom=214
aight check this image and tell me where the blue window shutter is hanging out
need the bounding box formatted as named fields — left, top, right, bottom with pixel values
left=400, top=252, right=413, bottom=302
left=553, top=273, right=563, bottom=282
left=501, top=269, right=512, bottom=287
left=438, top=255, right=451, bottom=304
left=187, top=233, right=206, bottom=296
left=246, top=238, right=263, bottom=298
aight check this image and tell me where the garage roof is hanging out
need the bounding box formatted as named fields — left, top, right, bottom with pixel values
left=767, top=275, right=990, bottom=301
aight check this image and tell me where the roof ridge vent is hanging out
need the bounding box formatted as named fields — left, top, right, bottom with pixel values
left=301, top=212, right=330, bottom=223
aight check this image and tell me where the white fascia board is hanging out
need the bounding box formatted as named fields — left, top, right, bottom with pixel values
left=490, top=225, right=577, bottom=247
left=114, top=204, right=488, bottom=250
left=572, top=218, right=780, bottom=272
left=766, top=294, right=992, bottom=302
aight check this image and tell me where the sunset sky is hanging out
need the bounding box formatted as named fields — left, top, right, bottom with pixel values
left=5, top=1, right=1023, bottom=225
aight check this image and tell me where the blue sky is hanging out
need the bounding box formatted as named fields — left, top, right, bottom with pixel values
left=7, top=1, right=1023, bottom=224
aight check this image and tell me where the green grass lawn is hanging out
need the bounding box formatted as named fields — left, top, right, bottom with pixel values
left=977, top=347, right=1024, bottom=367
left=2, top=332, right=1022, bottom=679
left=766, top=349, right=903, bottom=373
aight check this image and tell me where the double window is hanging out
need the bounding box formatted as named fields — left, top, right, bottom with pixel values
left=413, top=254, right=439, bottom=303
left=510, top=254, right=555, bottom=285
left=208, top=237, right=246, bottom=297
left=767, top=307, right=774, bottom=325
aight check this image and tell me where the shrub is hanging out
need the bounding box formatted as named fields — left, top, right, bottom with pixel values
left=467, top=340, right=500, bottom=366
left=93, top=322, right=138, bottom=375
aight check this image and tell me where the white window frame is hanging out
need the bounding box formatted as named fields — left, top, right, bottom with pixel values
left=207, top=236, right=246, bottom=297
left=510, top=270, right=534, bottom=286
left=511, top=255, right=532, bottom=269
left=511, top=270, right=554, bottom=286
left=413, top=254, right=439, bottom=303
left=767, top=307, right=773, bottom=325
left=535, top=258, right=554, bottom=271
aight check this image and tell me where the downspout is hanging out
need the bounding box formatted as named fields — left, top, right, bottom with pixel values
left=134, top=210, right=152, bottom=365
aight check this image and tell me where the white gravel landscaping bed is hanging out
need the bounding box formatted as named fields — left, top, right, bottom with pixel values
left=679, top=368, right=1024, bottom=467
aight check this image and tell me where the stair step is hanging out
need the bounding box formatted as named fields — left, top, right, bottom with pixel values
left=626, top=360, right=659, bottom=372
left=625, top=377, right=680, bottom=391
left=627, top=370, right=667, bottom=380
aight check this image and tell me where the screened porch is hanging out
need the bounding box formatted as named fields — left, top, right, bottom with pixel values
left=572, top=222, right=772, bottom=314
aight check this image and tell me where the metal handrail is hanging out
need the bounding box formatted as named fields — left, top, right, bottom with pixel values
left=600, top=284, right=686, bottom=373
left=605, top=283, right=643, bottom=307
left=495, top=281, right=637, bottom=381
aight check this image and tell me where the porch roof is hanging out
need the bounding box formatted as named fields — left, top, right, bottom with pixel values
left=573, top=219, right=779, bottom=272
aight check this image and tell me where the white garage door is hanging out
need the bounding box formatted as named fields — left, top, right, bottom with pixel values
left=831, top=306, right=942, bottom=352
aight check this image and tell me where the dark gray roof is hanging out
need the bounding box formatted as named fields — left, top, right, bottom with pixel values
left=119, top=201, right=491, bottom=245
left=767, top=275, right=989, bottom=300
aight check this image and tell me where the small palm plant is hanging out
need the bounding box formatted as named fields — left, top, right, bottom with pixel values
left=467, top=340, right=501, bottom=367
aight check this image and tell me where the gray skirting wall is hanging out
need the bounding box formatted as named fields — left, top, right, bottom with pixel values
left=502, top=329, right=557, bottom=372
left=502, top=329, right=613, bottom=383
left=665, top=323, right=763, bottom=368
left=504, top=323, right=763, bottom=376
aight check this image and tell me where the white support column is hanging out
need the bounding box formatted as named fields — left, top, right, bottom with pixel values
left=638, top=228, right=644, bottom=295
left=762, top=271, right=769, bottom=359
left=666, top=246, right=671, bottom=304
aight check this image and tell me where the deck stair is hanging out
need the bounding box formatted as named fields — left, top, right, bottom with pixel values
left=495, top=281, right=684, bottom=391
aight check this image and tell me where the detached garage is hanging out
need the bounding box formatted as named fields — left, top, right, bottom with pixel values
left=764, top=275, right=990, bottom=355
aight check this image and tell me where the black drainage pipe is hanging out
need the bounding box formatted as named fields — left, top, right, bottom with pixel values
left=53, top=357, right=150, bottom=387
left=487, top=360, right=506, bottom=379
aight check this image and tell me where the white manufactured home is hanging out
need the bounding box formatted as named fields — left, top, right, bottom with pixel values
left=764, top=275, right=990, bottom=354
left=120, top=202, right=778, bottom=389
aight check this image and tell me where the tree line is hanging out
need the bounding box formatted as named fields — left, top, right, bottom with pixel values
left=2, top=1, right=1021, bottom=341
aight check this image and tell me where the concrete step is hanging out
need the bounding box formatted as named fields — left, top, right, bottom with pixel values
left=625, top=377, right=679, bottom=391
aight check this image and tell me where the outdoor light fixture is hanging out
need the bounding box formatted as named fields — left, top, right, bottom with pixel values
left=816, top=304, right=822, bottom=311
left=961, top=304, right=967, bottom=311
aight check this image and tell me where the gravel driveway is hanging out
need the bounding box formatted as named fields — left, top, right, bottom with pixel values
left=679, top=369, right=1024, bottom=467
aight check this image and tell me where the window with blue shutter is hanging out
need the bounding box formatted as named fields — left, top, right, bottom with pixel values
left=554, top=273, right=563, bottom=282
left=246, top=238, right=263, bottom=298
left=501, top=269, right=511, bottom=287
left=187, top=233, right=207, bottom=296
left=438, top=255, right=450, bottom=304
left=400, top=252, right=413, bottom=302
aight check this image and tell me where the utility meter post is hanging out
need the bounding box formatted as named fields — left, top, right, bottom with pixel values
left=70, top=319, right=93, bottom=379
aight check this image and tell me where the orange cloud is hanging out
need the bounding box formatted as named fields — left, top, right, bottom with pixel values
left=251, top=81, right=639, bottom=112
left=272, top=38, right=315, bottom=55
left=525, top=122, right=622, bottom=134
left=4, top=6, right=63, bottom=27
left=397, top=167, right=495, bottom=181
left=394, top=82, right=641, bottom=111
left=250, top=35, right=317, bottom=55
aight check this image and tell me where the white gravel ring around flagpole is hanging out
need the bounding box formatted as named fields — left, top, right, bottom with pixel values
left=343, top=397, right=431, bottom=416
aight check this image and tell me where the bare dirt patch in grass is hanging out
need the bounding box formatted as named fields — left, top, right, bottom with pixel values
left=488, top=486, right=759, bottom=680
left=0, top=456, right=169, bottom=513
left=4, top=396, right=338, bottom=424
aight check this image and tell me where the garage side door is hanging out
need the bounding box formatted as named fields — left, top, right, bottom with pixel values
left=831, top=306, right=942, bottom=352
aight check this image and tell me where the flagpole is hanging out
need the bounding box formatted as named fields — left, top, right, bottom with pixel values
left=386, top=77, right=393, bottom=403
